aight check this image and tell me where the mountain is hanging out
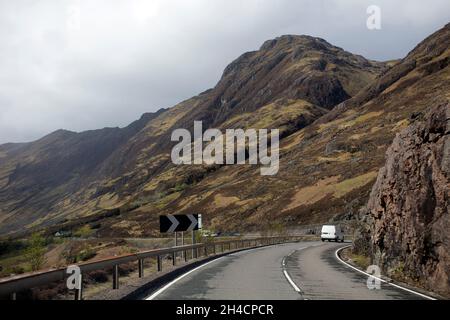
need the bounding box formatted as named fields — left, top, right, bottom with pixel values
left=0, top=24, right=448, bottom=238
left=0, top=109, right=166, bottom=233
left=142, top=23, right=448, bottom=236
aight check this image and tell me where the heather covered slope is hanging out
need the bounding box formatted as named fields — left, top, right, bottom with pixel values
left=0, top=110, right=166, bottom=232
left=100, top=23, right=450, bottom=237
left=2, top=22, right=450, bottom=237
left=0, top=34, right=385, bottom=236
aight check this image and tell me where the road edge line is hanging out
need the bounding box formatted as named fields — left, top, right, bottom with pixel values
left=146, top=257, right=225, bottom=300
left=146, top=242, right=299, bottom=300
left=335, top=246, right=437, bottom=301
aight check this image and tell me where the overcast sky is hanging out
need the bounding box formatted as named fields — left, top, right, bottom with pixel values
left=0, top=0, right=449, bottom=144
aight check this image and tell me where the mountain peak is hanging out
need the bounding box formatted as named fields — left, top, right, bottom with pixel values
left=260, top=34, right=332, bottom=51
left=216, top=34, right=384, bottom=119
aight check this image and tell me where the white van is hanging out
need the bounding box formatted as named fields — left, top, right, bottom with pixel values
left=321, top=225, right=344, bottom=242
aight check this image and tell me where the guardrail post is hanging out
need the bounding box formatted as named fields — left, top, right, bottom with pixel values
left=181, top=232, right=184, bottom=260
left=138, top=259, right=144, bottom=278
left=204, top=245, right=208, bottom=257
left=191, top=231, right=196, bottom=259
left=184, top=250, right=188, bottom=262
left=157, top=255, right=162, bottom=272
left=172, top=252, right=176, bottom=266
left=113, top=265, right=119, bottom=290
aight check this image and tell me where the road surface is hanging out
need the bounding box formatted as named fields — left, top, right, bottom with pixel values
left=146, top=242, right=425, bottom=300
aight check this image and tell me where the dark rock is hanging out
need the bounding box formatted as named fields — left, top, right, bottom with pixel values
left=354, top=103, right=450, bottom=297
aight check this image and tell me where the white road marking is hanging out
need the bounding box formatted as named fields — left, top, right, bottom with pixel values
left=146, top=257, right=225, bottom=300
left=281, top=248, right=306, bottom=294
left=283, top=269, right=301, bottom=293
left=281, top=243, right=325, bottom=296
left=335, top=246, right=437, bottom=301
left=146, top=242, right=292, bottom=300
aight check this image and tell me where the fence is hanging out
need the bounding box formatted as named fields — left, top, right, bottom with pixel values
left=0, top=235, right=306, bottom=300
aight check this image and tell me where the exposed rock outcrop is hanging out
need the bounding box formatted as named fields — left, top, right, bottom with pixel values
left=354, top=103, right=450, bottom=297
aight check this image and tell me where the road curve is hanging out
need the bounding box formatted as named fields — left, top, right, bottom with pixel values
left=146, top=242, right=425, bottom=300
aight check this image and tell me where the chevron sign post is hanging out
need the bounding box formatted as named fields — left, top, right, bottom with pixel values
left=159, top=214, right=201, bottom=233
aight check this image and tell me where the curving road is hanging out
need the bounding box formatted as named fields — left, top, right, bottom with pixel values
left=146, top=242, right=427, bottom=300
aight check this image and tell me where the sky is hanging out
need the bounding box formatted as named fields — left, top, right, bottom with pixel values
left=0, top=0, right=449, bottom=144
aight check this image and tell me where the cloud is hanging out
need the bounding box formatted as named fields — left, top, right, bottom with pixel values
left=0, top=0, right=449, bottom=143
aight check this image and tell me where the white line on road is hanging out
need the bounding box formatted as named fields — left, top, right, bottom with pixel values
left=281, top=243, right=325, bottom=296
left=146, top=244, right=282, bottom=300
left=335, top=246, right=437, bottom=301
left=283, top=269, right=301, bottom=292
left=146, top=257, right=225, bottom=300
left=281, top=248, right=305, bottom=294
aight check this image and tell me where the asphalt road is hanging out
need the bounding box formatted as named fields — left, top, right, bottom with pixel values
left=146, top=242, right=426, bottom=300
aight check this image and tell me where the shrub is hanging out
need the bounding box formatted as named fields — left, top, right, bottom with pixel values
left=73, top=225, right=93, bottom=238
left=77, top=248, right=96, bottom=262
left=0, top=240, right=26, bottom=256
left=26, top=233, right=47, bottom=271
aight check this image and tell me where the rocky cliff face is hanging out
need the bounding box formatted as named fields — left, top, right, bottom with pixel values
left=354, top=103, right=449, bottom=297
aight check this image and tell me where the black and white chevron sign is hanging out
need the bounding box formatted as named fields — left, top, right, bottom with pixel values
left=159, top=214, right=200, bottom=233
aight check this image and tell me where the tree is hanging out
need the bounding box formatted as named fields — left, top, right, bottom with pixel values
left=27, top=233, right=47, bottom=271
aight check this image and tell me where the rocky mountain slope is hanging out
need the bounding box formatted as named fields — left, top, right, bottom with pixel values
left=0, top=23, right=449, bottom=238
left=0, top=110, right=166, bottom=232
left=354, top=103, right=449, bottom=297
left=0, top=35, right=384, bottom=236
